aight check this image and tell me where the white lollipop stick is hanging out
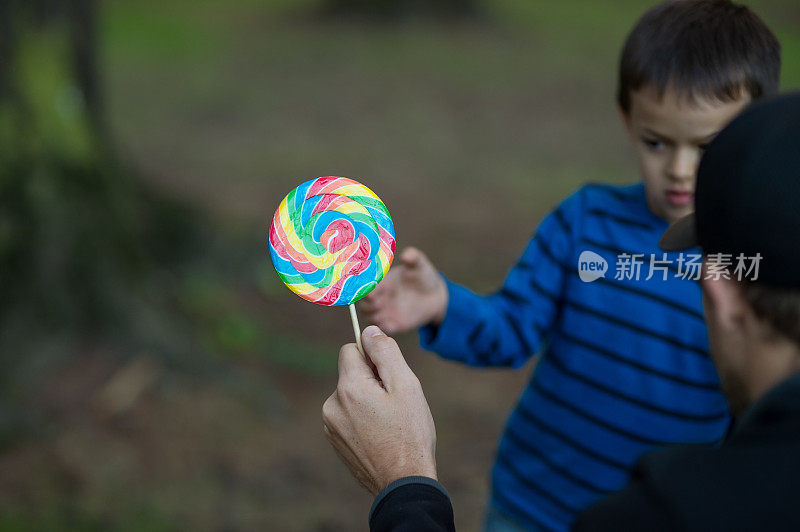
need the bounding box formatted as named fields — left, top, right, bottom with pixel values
left=349, top=303, right=363, bottom=353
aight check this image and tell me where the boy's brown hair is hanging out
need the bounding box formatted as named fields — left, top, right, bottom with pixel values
left=618, top=0, right=781, bottom=113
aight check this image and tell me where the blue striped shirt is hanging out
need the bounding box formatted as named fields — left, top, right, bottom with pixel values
left=420, top=183, right=730, bottom=531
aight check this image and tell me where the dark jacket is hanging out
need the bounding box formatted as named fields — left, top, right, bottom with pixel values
left=370, top=372, right=800, bottom=531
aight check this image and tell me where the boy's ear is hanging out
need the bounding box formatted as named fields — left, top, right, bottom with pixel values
left=618, top=105, right=633, bottom=139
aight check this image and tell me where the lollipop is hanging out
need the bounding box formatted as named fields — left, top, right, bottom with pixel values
left=268, top=176, right=395, bottom=349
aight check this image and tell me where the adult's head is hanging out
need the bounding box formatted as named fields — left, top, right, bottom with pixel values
left=661, top=93, right=800, bottom=414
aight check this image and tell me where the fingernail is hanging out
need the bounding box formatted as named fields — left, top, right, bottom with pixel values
left=363, top=325, right=382, bottom=338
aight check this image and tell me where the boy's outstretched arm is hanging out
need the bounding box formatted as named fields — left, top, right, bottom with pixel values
left=360, top=196, right=576, bottom=369
left=359, top=247, right=449, bottom=335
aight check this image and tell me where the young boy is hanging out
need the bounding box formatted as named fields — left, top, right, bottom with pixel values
left=359, top=1, right=781, bottom=530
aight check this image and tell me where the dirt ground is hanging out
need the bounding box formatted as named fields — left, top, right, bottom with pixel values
left=0, top=334, right=530, bottom=530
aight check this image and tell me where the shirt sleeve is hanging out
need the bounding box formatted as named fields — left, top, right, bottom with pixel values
left=419, top=191, right=579, bottom=368
left=369, top=476, right=455, bottom=532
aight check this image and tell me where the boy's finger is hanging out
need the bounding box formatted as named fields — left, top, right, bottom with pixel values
left=357, top=298, right=378, bottom=313
left=400, top=247, right=422, bottom=268
left=364, top=277, right=387, bottom=299
left=378, top=317, right=399, bottom=335
left=368, top=312, right=393, bottom=333
left=361, top=326, right=412, bottom=389
left=368, top=285, right=389, bottom=303
left=364, top=278, right=394, bottom=302
left=361, top=301, right=391, bottom=320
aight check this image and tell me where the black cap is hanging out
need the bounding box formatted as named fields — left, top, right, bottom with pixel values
left=660, top=92, right=800, bottom=288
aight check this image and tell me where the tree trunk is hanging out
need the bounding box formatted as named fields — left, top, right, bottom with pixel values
left=0, top=0, right=196, bottom=330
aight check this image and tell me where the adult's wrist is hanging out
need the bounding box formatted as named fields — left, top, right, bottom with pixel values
left=379, top=463, right=437, bottom=494
left=373, top=443, right=438, bottom=493
left=369, top=476, right=449, bottom=523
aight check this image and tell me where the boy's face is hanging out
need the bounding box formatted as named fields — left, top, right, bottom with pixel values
left=622, top=86, right=750, bottom=223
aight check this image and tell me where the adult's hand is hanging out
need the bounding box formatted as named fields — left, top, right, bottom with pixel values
left=322, top=325, right=438, bottom=495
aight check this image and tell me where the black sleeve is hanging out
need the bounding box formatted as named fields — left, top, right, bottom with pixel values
left=369, top=477, right=455, bottom=532
left=572, top=475, right=673, bottom=532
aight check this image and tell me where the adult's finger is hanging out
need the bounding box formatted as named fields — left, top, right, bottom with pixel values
left=323, top=419, right=375, bottom=491
left=322, top=389, right=340, bottom=428
left=361, top=326, right=412, bottom=389
left=322, top=392, right=358, bottom=453
left=328, top=435, right=378, bottom=495
left=338, top=343, right=377, bottom=384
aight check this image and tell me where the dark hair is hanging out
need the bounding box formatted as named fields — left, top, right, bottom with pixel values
left=743, top=283, right=800, bottom=348
left=617, top=0, right=781, bottom=113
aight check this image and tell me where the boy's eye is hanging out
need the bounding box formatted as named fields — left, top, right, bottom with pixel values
left=642, top=138, right=665, bottom=150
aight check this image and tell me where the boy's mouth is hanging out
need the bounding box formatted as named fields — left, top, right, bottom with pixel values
left=666, top=189, right=693, bottom=207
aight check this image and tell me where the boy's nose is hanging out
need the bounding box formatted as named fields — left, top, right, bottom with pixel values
left=667, top=147, right=700, bottom=182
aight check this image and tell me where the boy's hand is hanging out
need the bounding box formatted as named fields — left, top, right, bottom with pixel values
left=359, top=247, right=448, bottom=334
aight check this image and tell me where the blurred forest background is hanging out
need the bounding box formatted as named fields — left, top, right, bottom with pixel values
left=0, top=0, right=798, bottom=530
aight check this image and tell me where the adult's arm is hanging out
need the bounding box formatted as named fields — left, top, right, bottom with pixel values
left=369, top=477, right=455, bottom=532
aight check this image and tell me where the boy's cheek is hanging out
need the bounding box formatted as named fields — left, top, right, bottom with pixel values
left=637, top=153, right=666, bottom=184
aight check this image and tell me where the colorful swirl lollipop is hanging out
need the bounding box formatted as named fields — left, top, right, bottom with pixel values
left=268, top=176, right=396, bottom=309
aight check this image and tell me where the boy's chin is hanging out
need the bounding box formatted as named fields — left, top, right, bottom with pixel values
left=659, top=204, right=694, bottom=224
left=646, top=194, right=693, bottom=224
